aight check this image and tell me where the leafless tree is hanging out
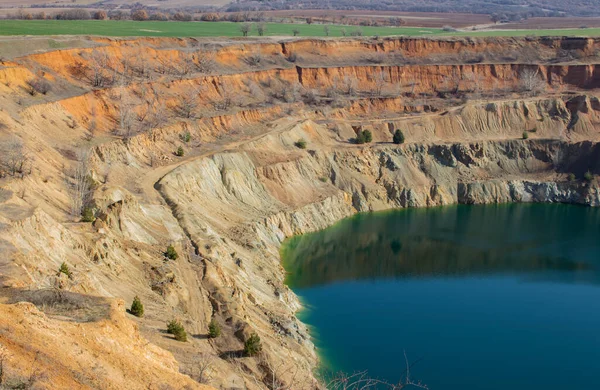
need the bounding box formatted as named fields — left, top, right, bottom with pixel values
left=342, top=75, right=359, bottom=95
left=257, top=23, right=267, bottom=36
left=88, top=51, right=114, bottom=88
left=213, top=82, right=237, bottom=111
left=173, top=88, right=201, bottom=118
left=186, top=354, right=215, bottom=384
left=0, top=138, right=31, bottom=178
left=259, top=354, right=310, bottom=390
left=441, top=68, right=463, bottom=95
left=372, top=70, right=388, bottom=96
left=69, top=149, right=93, bottom=218
left=131, top=49, right=151, bottom=78
left=520, top=68, right=546, bottom=95
left=171, top=55, right=195, bottom=80
left=117, top=81, right=135, bottom=138
left=144, top=100, right=169, bottom=132
left=246, top=80, right=265, bottom=101
left=240, top=22, right=252, bottom=37
left=193, top=50, right=216, bottom=74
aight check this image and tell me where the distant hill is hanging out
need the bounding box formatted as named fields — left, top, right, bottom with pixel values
left=227, top=0, right=600, bottom=17
left=1, top=0, right=599, bottom=18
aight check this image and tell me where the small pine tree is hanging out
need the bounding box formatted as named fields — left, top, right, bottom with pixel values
left=354, top=131, right=366, bottom=144
left=568, top=173, right=576, bottom=182
left=295, top=139, right=307, bottom=149
left=244, top=333, right=262, bottom=357
left=584, top=170, right=594, bottom=182
left=181, top=132, right=191, bottom=143
left=176, top=146, right=185, bottom=157
left=208, top=319, right=221, bottom=338
left=522, top=131, right=529, bottom=140
left=393, top=129, right=405, bottom=145
left=81, top=207, right=95, bottom=222
left=167, top=319, right=187, bottom=342
left=363, top=130, right=373, bottom=143
left=58, top=262, right=72, bottom=278
left=165, top=245, right=178, bottom=260
left=130, top=295, right=144, bottom=317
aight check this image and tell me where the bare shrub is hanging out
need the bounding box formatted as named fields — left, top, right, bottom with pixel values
left=87, top=51, right=114, bottom=88
left=520, top=68, right=546, bottom=95
left=131, top=9, right=149, bottom=21
left=0, top=139, right=31, bottom=178
left=366, top=52, right=386, bottom=64
left=26, top=77, right=52, bottom=95
left=213, top=82, right=237, bottom=110
left=116, top=83, right=135, bottom=138
left=172, top=12, right=192, bottom=22
left=186, top=354, right=214, bottom=384
left=245, top=51, right=264, bottom=67
left=92, top=10, right=107, bottom=20
left=350, top=28, right=363, bottom=36
left=286, top=52, right=298, bottom=63
left=68, top=149, right=94, bottom=218
left=371, top=70, right=388, bottom=96
left=173, top=89, right=201, bottom=118
left=170, top=55, right=195, bottom=79
left=55, top=9, right=90, bottom=20
left=271, top=79, right=301, bottom=103
left=342, top=75, right=359, bottom=95
left=149, top=12, right=168, bottom=21
left=303, top=89, right=319, bottom=105
left=246, top=80, right=265, bottom=101
left=325, top=351, right=428, bottom=389
left=193, top=51, right=216, bottom=73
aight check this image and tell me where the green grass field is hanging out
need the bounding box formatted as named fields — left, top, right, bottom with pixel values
left=0, top=20, right=442, bottom=37
left=0, top=20, right=599, bottom=38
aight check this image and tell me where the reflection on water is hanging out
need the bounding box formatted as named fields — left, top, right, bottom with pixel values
left=283, top=204, right=599, bottom=288
left=281, top=204, right=600, bottom=390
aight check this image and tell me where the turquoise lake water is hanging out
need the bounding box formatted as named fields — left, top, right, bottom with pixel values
left=281, top=204, right=600, bottom=389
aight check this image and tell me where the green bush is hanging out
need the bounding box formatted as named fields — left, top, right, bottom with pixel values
left=208, top=319, right=221, bottom=339
left=58, top=262, right=72, bottom=278
left=568, top=173, right=576, bottom=182
left=165, top=245, right=178, bottom=260
left=81, top=207, right=95, bottom=222
left=294, top=139, right=307, bottom=149
left=175, top=146, right=185, bottom=157
left=354, top=131, right=366, bottom=144
left=393, top=129, right=405, bottom=145
left=584, top=170, right=594, bottom=182
left=167, top=319, right=187, bottom=342
left=130, top=295, right=144, bottom=317
left=244, top=333, right=262, bottom=356
left=354, top=130, right=372, bottom=144
left=181, top=132, right=191, bottom=143
left=522, top=131, right=529, bottom=140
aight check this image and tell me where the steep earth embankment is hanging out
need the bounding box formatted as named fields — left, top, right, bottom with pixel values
left=0, top=36, right=599, bottom=389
